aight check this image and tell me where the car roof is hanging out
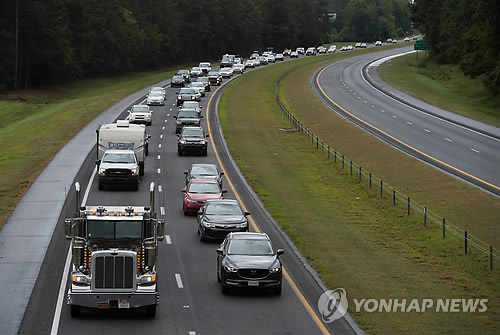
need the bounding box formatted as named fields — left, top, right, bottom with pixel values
left=228, top=232, right=269, bottom=240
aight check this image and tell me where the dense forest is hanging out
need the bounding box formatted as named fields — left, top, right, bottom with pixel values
left=411, top=0, right=500, bottom=95
left=0, top=0, right=412, bottom=90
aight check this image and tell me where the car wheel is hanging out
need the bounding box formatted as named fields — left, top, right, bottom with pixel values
left=273, top=283, right=282, bottom=295
left=178, top=149, right=183, bottom=156
left=145, top=143, right=149, bottom=156
left=98, top=182, right=104, bottom=191
left=202, top=148, right=207, bottom=156
left=70, top=305, right=81, bottom=317
left=217, top=269, right=221, bottom=283
left=183, top=204, right=188, bottom=216
left=199, top=230, right=206, bottom=242
left=139, top=164, right=144, bottom=176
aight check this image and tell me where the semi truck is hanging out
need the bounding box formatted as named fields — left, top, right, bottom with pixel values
left=96, top=120, right=150, bottom=177
left=64, top=182, right=164, bottom=317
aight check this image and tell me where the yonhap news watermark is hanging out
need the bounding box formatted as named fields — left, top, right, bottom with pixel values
left=318, top=288, right=488, bottom=323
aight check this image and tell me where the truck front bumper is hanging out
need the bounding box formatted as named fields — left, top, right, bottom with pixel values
left=68, top=289, right=158, bottom=309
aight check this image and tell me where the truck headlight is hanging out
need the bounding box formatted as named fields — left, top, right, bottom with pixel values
left=99, top=169, right=106, bottom=175
left=179, top=140, right=186, bottom=144
left=200, top=140, right=207, bottom=145
left=131, top=169, right=138, bottom=175
left=138, top=273, right=156, bottom=285
left=176, top=121, right=182, bottom=125
left=72, top=273, right=90, bottom=285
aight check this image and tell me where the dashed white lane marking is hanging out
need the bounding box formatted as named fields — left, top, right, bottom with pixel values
left=445, top=138, right=453, bottom=142
left=392, top=115, right=397, bottom=118
left=371, top=105, right=375, bottom=108
left=363, top=100, right=367, bottom=103
left=160, top=207, right=165, bottom=216
left=162, top=126, right=166, bottom=130
left=158, top=185, right=162, bottom=192
left=165, top=235, right=172, bottom=244
left=160, top=134, right=163, bottom=139
left=158, top=144, right=162, bottom=148
left=471, top=149, right=480, bottom=153
left=189, top=332, right=196, bottom=335
left=175, top=274, right=184, bottom=288
left=381, top=110, right=385, bottom=113
left=158, top=155, right=161, bottom=160
left=424, top=129, right=431, bottom=133
left=167, top=113, right=170, bottom=117
left=407, top=122, right=413, bottom=125
left=157, top=168, right=161, bottom=174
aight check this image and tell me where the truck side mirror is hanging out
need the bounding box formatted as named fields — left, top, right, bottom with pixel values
left=95, top=160, right=101, bottom=166
left=157, top=219, right=165, bottom=241
left=64, top=219, right=73, bottom=239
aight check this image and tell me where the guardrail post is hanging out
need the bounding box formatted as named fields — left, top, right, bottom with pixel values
left=350, top=161, right=352, bottom=175
left=442, top=218, right=446, bottom=238
left=392, top=190, right=396, bottom=205
left=334, top=151, right=337, bottom=164
left=342, top=155, right=345, bottom=169
left=359, top=167, right=362, bottom=182
left=321, top=141, right=323, bottom=153
left=369, top=173, right=372, bottom=188
left=490, top=246, right=493, bottom=270
left=328, top=145, right=330, bottom=159
left=380, top=180, right=383, bottom=198
left=316, top=137, right=318, bottom=149
left=464, top=231, right=468, bottom=254
left=408, top=197, right=411, bottom=216
left=312, top=134, right=314, bottom=145
left=424, top=207, right=427, bottom=227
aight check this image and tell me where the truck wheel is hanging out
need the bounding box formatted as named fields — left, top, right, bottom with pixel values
left=145, top=304, right=156, bottom=318
left=139, top=164, right=144, bottom=176
left=98, top=182, right=104, bottom=191
left=70, top=305, right=81, bottom=317
left=145, top=143, right=149, bottom=156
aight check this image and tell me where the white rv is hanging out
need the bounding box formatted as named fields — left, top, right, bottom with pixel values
left=97, top=120, right=150, bottom=176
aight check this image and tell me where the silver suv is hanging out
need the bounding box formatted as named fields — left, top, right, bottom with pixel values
left=128, top=105, right=152, bottom=126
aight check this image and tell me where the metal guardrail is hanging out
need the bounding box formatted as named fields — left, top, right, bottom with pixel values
left=275, top=72, right=499, bottom=270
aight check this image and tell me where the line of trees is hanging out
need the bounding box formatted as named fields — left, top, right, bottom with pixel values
left=411, top=0, right=500, bottom=95
left=0, top=0, right=414, bottom=91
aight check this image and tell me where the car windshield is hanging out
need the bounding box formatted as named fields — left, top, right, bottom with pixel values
left=102, top=152, right=136, bottom=164
left=191, top=165, right=218, bottom=176
left=179, top=88, right=196, bottom=94
left=131, top=106, right=149, bottom=113
left=178, top=70, right=188, bottom=75
left=206, top=203, right=242, bottom=215
left=191, top=82, right=203, bottom=87
left=87, top=220, right=142, bottom=240
left=197, top=77, right=208, bottom=82
left=188, top=182, right=220, bottom=194
left=227, top=239, right=274, bottom=255
left=149, top=92, right=163, bottom=97
left=182, top=128, right=203, bottom=137
left=200, top=63, right=210, bottom=68
left=178, top=111, right=198, bottom=118
left=192, top=67, right=200, bottom=71
left=173, top=75, right=183, bottom=80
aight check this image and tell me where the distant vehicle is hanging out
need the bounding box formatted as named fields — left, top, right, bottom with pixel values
left=208, top=71, right=222, bottom=85
left=184, top=163, right=224, bottom=187
left=219, top=67, right=233, bottom=78
left=244, top=59, right=255, bottom=68
left=233, top=63, right=245, bottom=74
left=266, top=54, right=275, bottom=63
left=176, top=69, right=191, bottom=83
left=250, top=53, right=260, bottom=60
left=180, top=101, right=203, bottom=115
left=149, top=86, right=165, bottom=98
left=128, top=104, right=152, bottom=126
left=275, top=53, right=284, bottom=61
left=386, top=38, right=393, bottom=43
left=189, top=82, right=206, bottom=97
left=360, top=43, right=367, bottom=48
left=182, top=180, right=227, bottom=215
left=290, top=51, right=299, bottom=58
left=97, top=149, right=140, bottom=190
left=355, top=42, right=362, bottom=48
left=306, top=47, right=316, bottom=56
left=258, top=56, right=268, bottom=65
left=339, top=46, right=347, bottom=51
left=197, top=199, right=249, bottom=241
left=296, top=47, right=305, bottom=54
left=176, top=87, right=201, bottom=106
left=404, top=37, right=410, bottom=42
left=347, top=45, right=354, bottom=50
left=327, top=45, right=336, bottom=53
left=195, top=77, right=210, bottom=91
left=199, top=62, right=211, bottom=74
left=171, top=75, right=185, bottom=88
left=173, top=109, right=202, bottom=133
left=191, top=66, right=202, bottom=77
left=375, top=40, right=382, bottom=46
left=217, top=232, right=284, bottom=294
left=392, top=39, right=398, bottom=43
left=283, top=49, right=291, bottom=56
left=317, top=46, right=326, bottom=54
left=220, top=56, right=233, bottom=68
left=146, top=91, right=165, bottom=106
left=177, top=126, right=209, bottom=156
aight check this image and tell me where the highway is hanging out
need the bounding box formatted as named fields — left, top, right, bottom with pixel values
left=17, top=62, right=361, bottom=335
left=312, top=46, right=500, bottom=194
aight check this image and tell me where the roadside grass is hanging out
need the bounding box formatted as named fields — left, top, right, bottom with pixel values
left=0, top=66, right=189, bottom=228
left=378, top=53, right=500, bottom=126
left=219, top=52, right=500, bottom=334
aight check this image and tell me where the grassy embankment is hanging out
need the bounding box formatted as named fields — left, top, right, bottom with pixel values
left=378, top=53, right=500, bottom=127
left=218, top=47, right=500, bottom=334
left=0, top=67, right=186, bottom=228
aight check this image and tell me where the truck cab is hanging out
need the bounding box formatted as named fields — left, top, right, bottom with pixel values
left=97, top=149, right=140, bottom=190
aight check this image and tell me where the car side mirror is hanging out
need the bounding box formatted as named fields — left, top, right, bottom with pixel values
left=176, top=92, right=179, bottom=95
left=181, top=188, right=186, bottom=193
left=206, top=134, right=210, bottom=138
left=95, top=160, right=101, bottom=165
left=244, top=211, right=250, bottom=216
left=197, top=209, right=203, bottom=215
left=220, top=172, right=224, bottom=176
left=184, top=171, right=188, bottom=175
left=173, top=116, right=177, bottom=119
left=216, top=248, right=223, bottom=255
left=277, top=249, right=285, bottom=257
left=222, top=189, right=228, bottom=194
left=199, top=115, right=204, bottom=119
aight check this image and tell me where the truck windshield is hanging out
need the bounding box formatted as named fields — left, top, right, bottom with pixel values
left=87, top=220, right=142, bottom=240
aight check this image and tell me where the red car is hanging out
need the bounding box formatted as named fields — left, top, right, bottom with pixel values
left=283, top=49, right=291, bottom=56
left=182, top=180, right=227, bottom=215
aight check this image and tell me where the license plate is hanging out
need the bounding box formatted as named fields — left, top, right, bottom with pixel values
left=248, top=281, right=259, bottom=287
left=97, top=302, right=109, bottom=309
left=119, top=301, right=130, bottom=309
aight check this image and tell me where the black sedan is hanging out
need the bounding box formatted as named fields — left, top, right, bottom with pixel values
left=171, top=75, right=185, bottom=88
left=184, top=163, right=223, bottom=187
left=177, top=126, right=209, bottom=156
left=174, top=109, right=202, bottom=133
left=217, top=232, right=284, bottom=294
left=198, top=200, right=249, bottom=241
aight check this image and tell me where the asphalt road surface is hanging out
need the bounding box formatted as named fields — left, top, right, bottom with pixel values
left=18, top=62, right=361, bottom=335
left=312, top=46, right=500, bottom=194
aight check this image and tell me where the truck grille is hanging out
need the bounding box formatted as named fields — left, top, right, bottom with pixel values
left=106, top=169, right=132, bottom=177
left=94, top=255, right=134, bottom=289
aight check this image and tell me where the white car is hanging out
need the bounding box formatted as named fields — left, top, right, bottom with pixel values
left=149, top=86, right=165, bottom=98
left=296, top=47, right=305, bottom=54
left=305, top=47, right=316, bottom=55
left=360, top=43, right=367, bottom=48
left=404, top=37, right=410, bottom=42
left=347, top=45, right=354, bottom=50
left=290, top=51, right=299, bottom=58
left=146, top=92, right=165, bottom=106
left=375, top=40, right=382, bottom=46
left=327, top=45, right=336, bottom=53
left=189, top=82, right=206, bottom=97
left=191, top=67, right=202, bottom=77
left=339, top=46, right=347, bottom=51
left=317, top=46, right=326, bottom=54
left=233, top=64, right=245, bottom=74
left=128, top=104, right=152, bottom=126
left=244, top=59, right=255, bottom=68
left=218, top=67, right=233, bottom=78
left=266, top=55, right=275, bottom=63
left=199, top=62, right=211, bottom=74
left=275, top=53, right=284, bottom=61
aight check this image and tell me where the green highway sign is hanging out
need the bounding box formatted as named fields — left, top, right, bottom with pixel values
left=414, top=40, right=427, bottom=50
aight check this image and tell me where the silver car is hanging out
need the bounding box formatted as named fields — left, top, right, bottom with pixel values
left=128, top=104, right=152, bottom=125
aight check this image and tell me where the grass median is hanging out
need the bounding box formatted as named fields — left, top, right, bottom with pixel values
left=0, top=67, right=186, bottom=228
left=377, top=53, right=500, bottom=127
left=219, top=50, right=500, bottom=334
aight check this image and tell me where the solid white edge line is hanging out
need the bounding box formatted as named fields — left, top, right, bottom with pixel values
left=165, top=235, right=172, bottom=244
left=175, top=274, right=184, bottom=288
left=471, top=149, right=480, bottom=153
left=445, top=138, right=453, bottom=142
left=50, top=167, right=97, bottom=335
left=424, top=129, right=431, bottom=133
